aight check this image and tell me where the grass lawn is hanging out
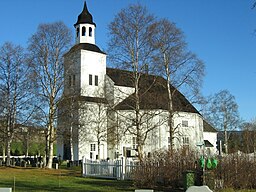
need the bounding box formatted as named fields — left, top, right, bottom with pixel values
left=220, top=190, right=256, bottom=192
left=0, top=166, right=134, bottom=192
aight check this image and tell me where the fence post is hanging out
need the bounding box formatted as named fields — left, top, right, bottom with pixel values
left=82, top=156, right=86, bottom=176
left=121, top=157, right=125, bottom=180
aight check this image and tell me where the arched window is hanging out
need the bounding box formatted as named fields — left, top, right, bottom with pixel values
left=82, top=26, right=86, bottom=36
left=89, top=27, right=92, bottom=37
left=76, top=27, right=79, bottom=37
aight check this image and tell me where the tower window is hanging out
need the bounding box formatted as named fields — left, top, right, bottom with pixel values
left=182, top=120, right=188, bottom=127
left=76, top=27, right=79, bottom=37
left=132, top=137, right=137, bottom=149
left=68, top=76, right=72, bottom=86
left=89, top=27, right=92, bottom=37
left=82, top=26, right=86, bottom=36
left=72, top=75, right=75, bottom=86
left=89, top=74, right=92, bottom=85
left=95, top=75, right=98, bottom=86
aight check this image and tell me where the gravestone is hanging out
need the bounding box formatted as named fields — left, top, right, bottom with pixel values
left=186, top=185, right=213, bottom=192
left=135, top=190, right=154, bottom=192
left=0, top=188, right=12, bottom=192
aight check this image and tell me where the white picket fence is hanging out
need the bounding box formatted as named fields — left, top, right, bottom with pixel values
left=82, top=157, right=138, bottom=180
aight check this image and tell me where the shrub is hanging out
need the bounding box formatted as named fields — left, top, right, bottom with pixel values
left=132, top=149, right=197, bottom=190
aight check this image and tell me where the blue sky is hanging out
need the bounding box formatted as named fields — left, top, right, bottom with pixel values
left=0, top=0, right=255, bottom=122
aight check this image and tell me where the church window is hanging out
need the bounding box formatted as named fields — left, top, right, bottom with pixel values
left=90, top=144, right=96, bottom=151
left=182, top=120, right=188, bottom=127
left=132, top=137, right=137, bottom=149
left=89, top=74, right=92, bottom=85
left=72, top=75, right=75, bottom=86
left=76, top=27, right=79, bottom=37
left=182, top=137, right=189, bottom=145
left=82, top=26, right=86, bottom=36
left=95, top=75, right=98, bottom=86
left=68, top=75, right=72, bottom=86
left=89, top=27, right=92, bottom=37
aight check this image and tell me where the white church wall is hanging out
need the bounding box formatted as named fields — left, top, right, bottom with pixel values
left=63, top=51, right=81, bottom=96
left=172, top=112, right=204, bottom=151
left=80, top=50, right=106, bottom=98
left=77, top=102, right=108, bottom=160
left=109, top=110, right=204, bottom=159
left=105, top=75, right=115, bottom=105
left=113, top=85, right=135, bottom=106
left=203, top=131, right=218, bottom=156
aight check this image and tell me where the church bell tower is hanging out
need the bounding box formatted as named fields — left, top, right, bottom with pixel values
left=63, top=1, right=106, bottom=98
left=74, top=1, right=96, bottom=45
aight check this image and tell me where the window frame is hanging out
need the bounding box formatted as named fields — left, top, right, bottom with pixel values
left=89, top=27, right=92, bottom=37
left=90, top=144, right=96, bottom=151
left=95, top=75, right=98, bottom=86
left=89, top=74, right=93, bottom=85
left=182, top=120, right=188, bottom=127
left=82, top=26, right=86, bottom=36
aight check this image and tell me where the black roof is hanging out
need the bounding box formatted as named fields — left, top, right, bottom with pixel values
left=204, top=140, right=214, bottom=147
left=66, top=43, right=105, bottom=55
left=74, top=1, right=96, bottom=27
left=203, top=120, right=218, bottom=132
left=106, top=68, right=200, bottom=113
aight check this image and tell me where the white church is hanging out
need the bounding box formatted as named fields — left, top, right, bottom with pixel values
left=57, top=2, right=217, bottom=161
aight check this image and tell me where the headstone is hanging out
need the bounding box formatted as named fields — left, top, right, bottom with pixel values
left=21, top=161, right=27, bottom=168
left=186, top=185, right=213, bottom=192
left=0, top=188, right=12, bottom=192
left=135, top=190, right=154, bottom=192
left=53, top=163, right=58, bottom=169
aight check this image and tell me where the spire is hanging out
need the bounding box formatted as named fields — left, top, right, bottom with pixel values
left=74, top=1, right=96, bottom=27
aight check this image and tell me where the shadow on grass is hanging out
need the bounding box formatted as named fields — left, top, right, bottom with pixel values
left=75, top=178, right=134, bottom=191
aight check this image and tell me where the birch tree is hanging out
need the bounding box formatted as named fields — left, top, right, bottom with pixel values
left=0, top=42, right=33, bottom=165
left=107, top=4, right=159, bottom=160
left=149, top=19, right=205, bottom=151
left=202, top=90, right=240, bottom=153
left=28, top=22, right=72, bottom=168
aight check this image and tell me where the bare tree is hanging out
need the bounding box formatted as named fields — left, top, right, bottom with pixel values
left=241, top=118, right=256, bottom=153
left=202, top=90, right=240, bottom=154
left=107, top=4, right=162, bottom=160
left=28, top=22, right=72, bottom=168
left=148, top=19, right=205, bottom=151
left=0, top=42, right=33, bottom=165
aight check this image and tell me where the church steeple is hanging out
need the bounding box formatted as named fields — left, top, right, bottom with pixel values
left=74, top=1, right=96, bottom=27
left=74, top=1, right=96, bottom=44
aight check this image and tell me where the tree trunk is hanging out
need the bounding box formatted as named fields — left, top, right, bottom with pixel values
left=46, top=122, right=54, bottom=168
left=46, top=98, right=55, bottom=168
left=6, top=137, right=11, bottom=166
left=48, top=139, right=54, bottom=168
left=165, top=52, right=174, bottom=153
left=97, top=140, right=100, bottom=160
left=2, top=144, right=6, bottom=163
left=70, top=126, right=74, bottom=161
left=224, top=125, right=228, bottom=154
